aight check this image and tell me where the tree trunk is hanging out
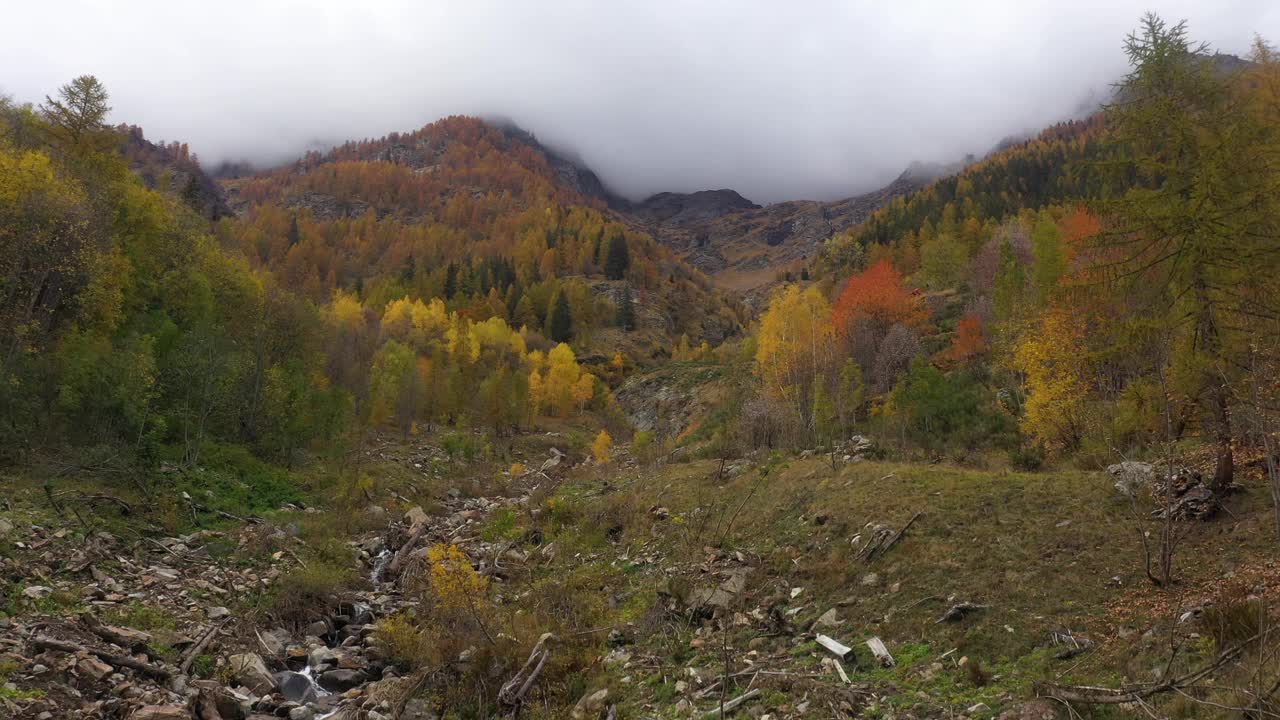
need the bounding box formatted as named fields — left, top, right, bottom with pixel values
left=1211, top=385, right=1234, bottom=492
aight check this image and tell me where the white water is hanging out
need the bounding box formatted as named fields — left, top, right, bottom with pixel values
left=369, top=548, right=392, bottom=584
left=298, top=664, right=331, bottom=697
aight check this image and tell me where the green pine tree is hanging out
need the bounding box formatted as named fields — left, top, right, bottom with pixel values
left=548, top=292, right=573, bottom=343
left=616, top=286, right=636, bottom=331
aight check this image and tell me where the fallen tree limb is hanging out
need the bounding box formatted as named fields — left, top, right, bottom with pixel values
left=864, top=511, right=922, bottom=563
left=936, top=602, right=988, bottom=623
left=1040, top=629, right=1268, bottom=706
left=388, top=521, right=429, bottom=576
left=31, top=635, right=172, bottom=681
left=499, top=632, right=555, bottom=711
left=703, top=688, right=761, bottom=718
left=179, top=619, right=228, bottom=675
left=79, top=615, right=155, bottom=658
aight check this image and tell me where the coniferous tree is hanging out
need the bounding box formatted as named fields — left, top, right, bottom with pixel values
left=287, top=215, right=301, bottom=247
left=40, top=75, right=111, bottom=149
left=604, top=234, right=630, bottom=280
left=616, top=286, right=636, bottom=331
left=548, top=291, right=573, bottom=343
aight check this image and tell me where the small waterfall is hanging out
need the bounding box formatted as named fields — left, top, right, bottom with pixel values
left=369, top=548, right=392, bottom=584
left=299, top=664, right=331, bottom=697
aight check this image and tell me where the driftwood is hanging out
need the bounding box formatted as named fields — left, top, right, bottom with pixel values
left=936, top=602, right=988, bottom=623
left=31, top=635, right=172, bottom=681
left=1041, top=629, right=1268, bottom=706
left=703, top=688, right=761, bottom=718
left=865, top=636, right=895, bottom=667
left=499, top=633, right=555, bottom=711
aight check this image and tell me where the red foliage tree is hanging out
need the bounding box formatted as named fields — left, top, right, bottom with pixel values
left=831, top=259, right=930, bottom=336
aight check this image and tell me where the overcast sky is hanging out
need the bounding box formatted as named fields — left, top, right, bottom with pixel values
left=3, top=1, right=1276, bottom=203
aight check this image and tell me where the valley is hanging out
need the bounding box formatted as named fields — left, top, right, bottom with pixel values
left=3, top=11, right=1280, bottom=720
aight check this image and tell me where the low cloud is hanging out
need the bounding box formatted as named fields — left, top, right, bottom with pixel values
left=3, top=0, right=1274, bottom=202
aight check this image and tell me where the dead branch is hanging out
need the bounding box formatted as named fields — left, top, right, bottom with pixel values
left=499, top=632, right=555, bottom=712
left=79, top=614, right=154, bottom=658
left=937, top=602, right=988, bottom=623
left=702, top=688, right=761, bottom=718
left=1041, top=629, right=1270, bottom=706
left=30, top=635, right=172, bottom=681
left=179, top=619, right=228, bottom=675
left=388, top=521, right=429, bottom=577
left=864, top=511, right=922, bottom=563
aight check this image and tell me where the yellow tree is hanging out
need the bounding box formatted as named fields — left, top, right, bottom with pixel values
left=591, top=430, right=613, bottom=464
left=753, top=284, right=836, bottom=433
left=1012, top=308, right=1091, bottom=451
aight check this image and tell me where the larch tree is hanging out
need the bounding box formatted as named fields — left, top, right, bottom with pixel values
left=1099, top=14, right=1280, bottom=490
left=40, top=75, right=111, bottom=151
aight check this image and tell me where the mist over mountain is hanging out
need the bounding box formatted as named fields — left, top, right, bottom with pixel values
left=4, top=0, right=1275, bottom=203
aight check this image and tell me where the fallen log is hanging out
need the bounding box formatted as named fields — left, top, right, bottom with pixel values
left=388, top=521, right=429, bottom=576
left=80, top=614, right=154, bottom=657
left=31, top=635, right=172, bottom=681
left=703, top=688, right=761, bottom=718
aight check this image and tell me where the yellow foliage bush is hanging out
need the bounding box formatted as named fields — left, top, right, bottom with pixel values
left=427, top=543, right=488, bottom=609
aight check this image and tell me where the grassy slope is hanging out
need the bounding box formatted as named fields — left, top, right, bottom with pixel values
left=4, top=432, right=1276, bottom=718
left=510, top=453, right=1279, bottom=717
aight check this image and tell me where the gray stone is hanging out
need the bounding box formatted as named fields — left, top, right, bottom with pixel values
left=1107, top=461, right=1153, bottom=495
left=274, top=671, right=318, bottom=704
left=228, top=653, right=276, bottom=695
left=318, top=668, right=366, bottom=692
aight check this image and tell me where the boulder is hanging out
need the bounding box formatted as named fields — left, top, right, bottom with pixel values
left=274, top=671, right=319, bottom=704
left=76, top=656, right=114, bottom=681
left=1107, top=461, right=1153, bottom=495
left=404, top=506, right=430, bottom=528
left=258, top=629, right=290, bottom=657
left=570, top=688, right=609, bottom=720
left=193, top=680, right=246, bottom=720
left=308, top=646, right=341, bottom=671
left=228, top=653, right=276, bottom=695
left=318, top=668, right=366, bottom=692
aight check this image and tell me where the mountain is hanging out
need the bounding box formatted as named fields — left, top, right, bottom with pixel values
left=612, top=170, right=927, bottom=293
left=216, top=116, right=744, bottom=358
left=118, top=124, right=230, bottom=219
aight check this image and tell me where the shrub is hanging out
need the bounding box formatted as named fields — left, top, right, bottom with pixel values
left=1009, top=444, right=1046, bottom=471
left=1202, top=584, right=1266, bottom=651
left=441, top=432, right=487, bottom=462
left=268, top=561, right=358, bottom=627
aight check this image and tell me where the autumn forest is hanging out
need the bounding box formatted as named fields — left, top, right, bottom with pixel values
left=3, top=13, right=1280, bottom=720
